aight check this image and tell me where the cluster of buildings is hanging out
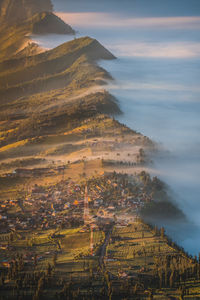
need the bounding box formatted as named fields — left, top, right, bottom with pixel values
left=0, top=173, right=154, bottom=236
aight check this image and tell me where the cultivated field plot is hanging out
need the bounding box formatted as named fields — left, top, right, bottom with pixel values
left=0, top=227, right=104, bottom=270
left=106, top=222, right=177, bottom=277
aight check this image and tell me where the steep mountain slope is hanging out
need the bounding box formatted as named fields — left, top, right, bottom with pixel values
left=0, top=0, right=155, bottom=201
left=0, top=36, right=121, bottom=150
left=0, top=4, right=75, bottom=61
left=0, top=0, right=53, bottom=24
left=0, top=37, right=115, bottom=94
left=0, top=32, right=154, bottom=198
left=31, top=11, right=75, bottom=34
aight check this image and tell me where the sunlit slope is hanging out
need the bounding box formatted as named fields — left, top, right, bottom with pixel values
left=0, top=11, right=75, bottom=61
left=0, top=16, right=152, bottom=203
left=0, top=37, right=121, bottom=156
left=0, top=37, right=115, bottom=96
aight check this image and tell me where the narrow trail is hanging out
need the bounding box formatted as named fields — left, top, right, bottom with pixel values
left=99, top=225, right=114, bottom=270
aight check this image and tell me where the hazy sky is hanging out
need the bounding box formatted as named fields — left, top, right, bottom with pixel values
left=52, top=0, right=200, bottom=17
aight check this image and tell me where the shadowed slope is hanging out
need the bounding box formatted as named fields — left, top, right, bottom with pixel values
left=0, top=0, right=53, bottom=24
left=0, top=36, right=119, bottom=148
left=0, top=37, right=115, bottom=103
left=0, top=9, right=75, bottom=61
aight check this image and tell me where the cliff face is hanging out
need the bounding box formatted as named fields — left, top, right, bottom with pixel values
left=31, top=12, right=75, bottom=35
left=0, top=1, right=75, bottom=61
left=0, top=0, right=53, bottom=24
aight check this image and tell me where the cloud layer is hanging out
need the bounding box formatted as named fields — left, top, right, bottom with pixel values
left=110, top=41, right=200, bottom=58
left=56, top=12, right=200, bottom=58
left=57, top=12, right=200, bottom=30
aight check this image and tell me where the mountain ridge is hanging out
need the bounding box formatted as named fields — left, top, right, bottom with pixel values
left=0, top=37, right=115, bottom=104
left=0, top=0, right=53, bottom=24
left=30, top=11, right=75, bottom=35
left=0, top=1, right=75, bottom=61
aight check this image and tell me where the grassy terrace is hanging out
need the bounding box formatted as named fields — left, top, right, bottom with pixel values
left=1, top=222, right=200, bottom=299
left=105, top=221, right=200, bottom=299
left=0, top=226, right=105, bottom=299
left=107, top=222, right=181, bottom=276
